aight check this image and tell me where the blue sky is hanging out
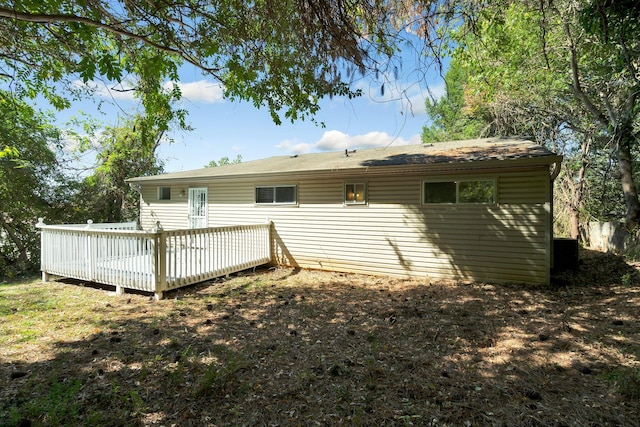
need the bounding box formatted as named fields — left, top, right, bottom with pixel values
left=49, top=57, right=445, bottom=173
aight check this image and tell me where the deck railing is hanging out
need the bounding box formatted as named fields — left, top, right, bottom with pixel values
left=37, top=219, right=272, bottom=299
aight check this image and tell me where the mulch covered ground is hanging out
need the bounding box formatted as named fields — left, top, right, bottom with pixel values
left=1, top=249, right=639, bottom=426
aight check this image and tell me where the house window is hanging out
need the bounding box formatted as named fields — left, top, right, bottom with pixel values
left=158, top=186, right=171, bottom=200
left=345, top=183, right=366, bottom=205
left=255, top=185, right=297, bottom=204
left=423, top=179, right=496, bottom=204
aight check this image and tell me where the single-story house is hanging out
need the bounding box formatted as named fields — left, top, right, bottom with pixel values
left=127, top=137, right=562, bottom=285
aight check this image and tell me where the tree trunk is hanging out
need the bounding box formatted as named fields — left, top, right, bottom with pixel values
left=571, top=138, right=589, bottom=240
left=569, top=208, right=580, bottom=240
left=616, top=131, right=640, bottom=230
left=558, top=137, right=588, bottom=241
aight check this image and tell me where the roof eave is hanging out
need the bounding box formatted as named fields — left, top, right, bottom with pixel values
left=127, top=154, right=563, bottom=185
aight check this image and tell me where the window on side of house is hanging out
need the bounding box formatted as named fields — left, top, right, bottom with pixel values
left=345, top=183, right=367, bottom=205
left=423, top=179, right=496, bottom=204
left=255, top=185, right=297, bottom=205
left=158, top=186, right=171, bottom=201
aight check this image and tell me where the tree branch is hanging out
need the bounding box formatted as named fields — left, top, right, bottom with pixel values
left=563, top=21, right=611, bottom=126
left=0, top=6, right=222, bottom=76
left=0, top=215, right=29, bottom=265
left=539, top=0, right=552, bottom=70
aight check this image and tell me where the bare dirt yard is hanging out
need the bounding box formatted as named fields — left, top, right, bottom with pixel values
left=1, top=250, right=639, bottom=426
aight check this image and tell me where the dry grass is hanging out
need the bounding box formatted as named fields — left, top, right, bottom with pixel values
left=1, top=250, right=639, bottom=426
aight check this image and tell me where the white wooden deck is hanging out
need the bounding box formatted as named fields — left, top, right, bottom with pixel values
left=37, top=220, right=272, bottom=299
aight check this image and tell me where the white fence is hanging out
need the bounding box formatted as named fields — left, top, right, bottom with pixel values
left=585, top=221, right=637, bottom=254
left=37, top=219, right=272, bottom=299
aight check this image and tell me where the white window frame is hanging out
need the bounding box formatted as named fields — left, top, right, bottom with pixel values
left=344, top=182, right=367, bottom=205
left=158, top=186, right=171, bottom=201
left=255, top=185, right=298, bottom=205
left=422, top=178, right=497, bottom=204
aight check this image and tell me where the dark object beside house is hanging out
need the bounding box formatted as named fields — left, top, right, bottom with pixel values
left=553, top=238, right=579, bottom=272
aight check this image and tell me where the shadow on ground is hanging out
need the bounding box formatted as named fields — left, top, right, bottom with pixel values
left=551, top=247, right=640, bottom=287
left=1, top=251, right=639, bottom=426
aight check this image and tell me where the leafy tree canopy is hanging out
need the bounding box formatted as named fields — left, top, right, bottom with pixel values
left=205, top=155, right=242, bottom=168
left=0, top=90, right=65, bottom=276
left=437, top=0, right=640, bottom=229
left=74, top=115, right=166, bottom=223
left=0, top=0, right=426, bottom=128
left=421, top=58, right=489, bottom=143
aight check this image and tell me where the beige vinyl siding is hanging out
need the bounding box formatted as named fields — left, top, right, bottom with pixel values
left=499, top=169, right=549, bottom=204
left=263, top=206, right=548, bottom=283
left=138, top=165, right=552, bottom=284
left=211, top=177, right=256, bottom=204
left=140, top=184, right=192, bottom=230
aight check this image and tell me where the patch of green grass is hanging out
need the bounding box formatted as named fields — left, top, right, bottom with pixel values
left=334, top=384, right=352, bottom=404
left=126, top=389, right=144, bottom=415
left=8, top=376, right=83, bottom=426
left=15, top=329, right=38, bottom=343
left=0, top=280, right=106, bottom=353
left=195, top=350, right=248, bottom=397
left=604, top=367, right=640, bottom=399
left=621, top=272, right=634, bottom=286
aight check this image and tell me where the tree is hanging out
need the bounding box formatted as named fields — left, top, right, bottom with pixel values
left=0, top=91, right=66, bottom=277
left=74, top=116, right=166, bottom=223
left=441, top=0, right=640, bottom=233
left=0, top=0, right=417, bottom=128
left=577, top=0, right=640, bottom=230
left=205, top=155, right=242, bottom=168
left=421, top=58, right=490, bottom=143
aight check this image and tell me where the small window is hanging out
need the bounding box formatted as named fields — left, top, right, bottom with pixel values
left=424, top=179, right=495, bottom=204
left=424, top=181, right=456, bottom=203
left=158, top=186, right=171, bottom=200
left=255, top=185, right=297, bottom=204
left=458, top=180, right=495, bottom=203
left=345, top=183, right=367, bottom=205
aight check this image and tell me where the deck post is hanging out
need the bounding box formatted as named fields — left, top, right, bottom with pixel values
left=37, top=218, right=49, bottom=283
left=155, top=229, right=167, bottom=300
left=266, top=218, right=273, bottom=265
left=85, top=220, right=96, bottom=280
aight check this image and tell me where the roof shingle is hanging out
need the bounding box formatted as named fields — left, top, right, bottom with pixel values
left=128, top=137, right=560, bottom=183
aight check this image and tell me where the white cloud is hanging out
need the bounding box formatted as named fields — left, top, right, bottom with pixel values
left=276, top=130, right=421, bottom=155
left=406, top=81, right=446, bottom=116
left=426, top=81, right=446, bottom=101
left=74, top=79, right=225, bottom=104
left=350, top=75, right=445, bottom=118
left=73, top=79, right=137, bottom=101
left=60, top=128, right=104, bottom=153
left=275, top=139, right=315, bottom=154
left=165, top=80, right=225, bottom=103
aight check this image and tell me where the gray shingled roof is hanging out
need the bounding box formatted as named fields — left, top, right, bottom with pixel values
left=128, top=137, right=560, bottom=183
